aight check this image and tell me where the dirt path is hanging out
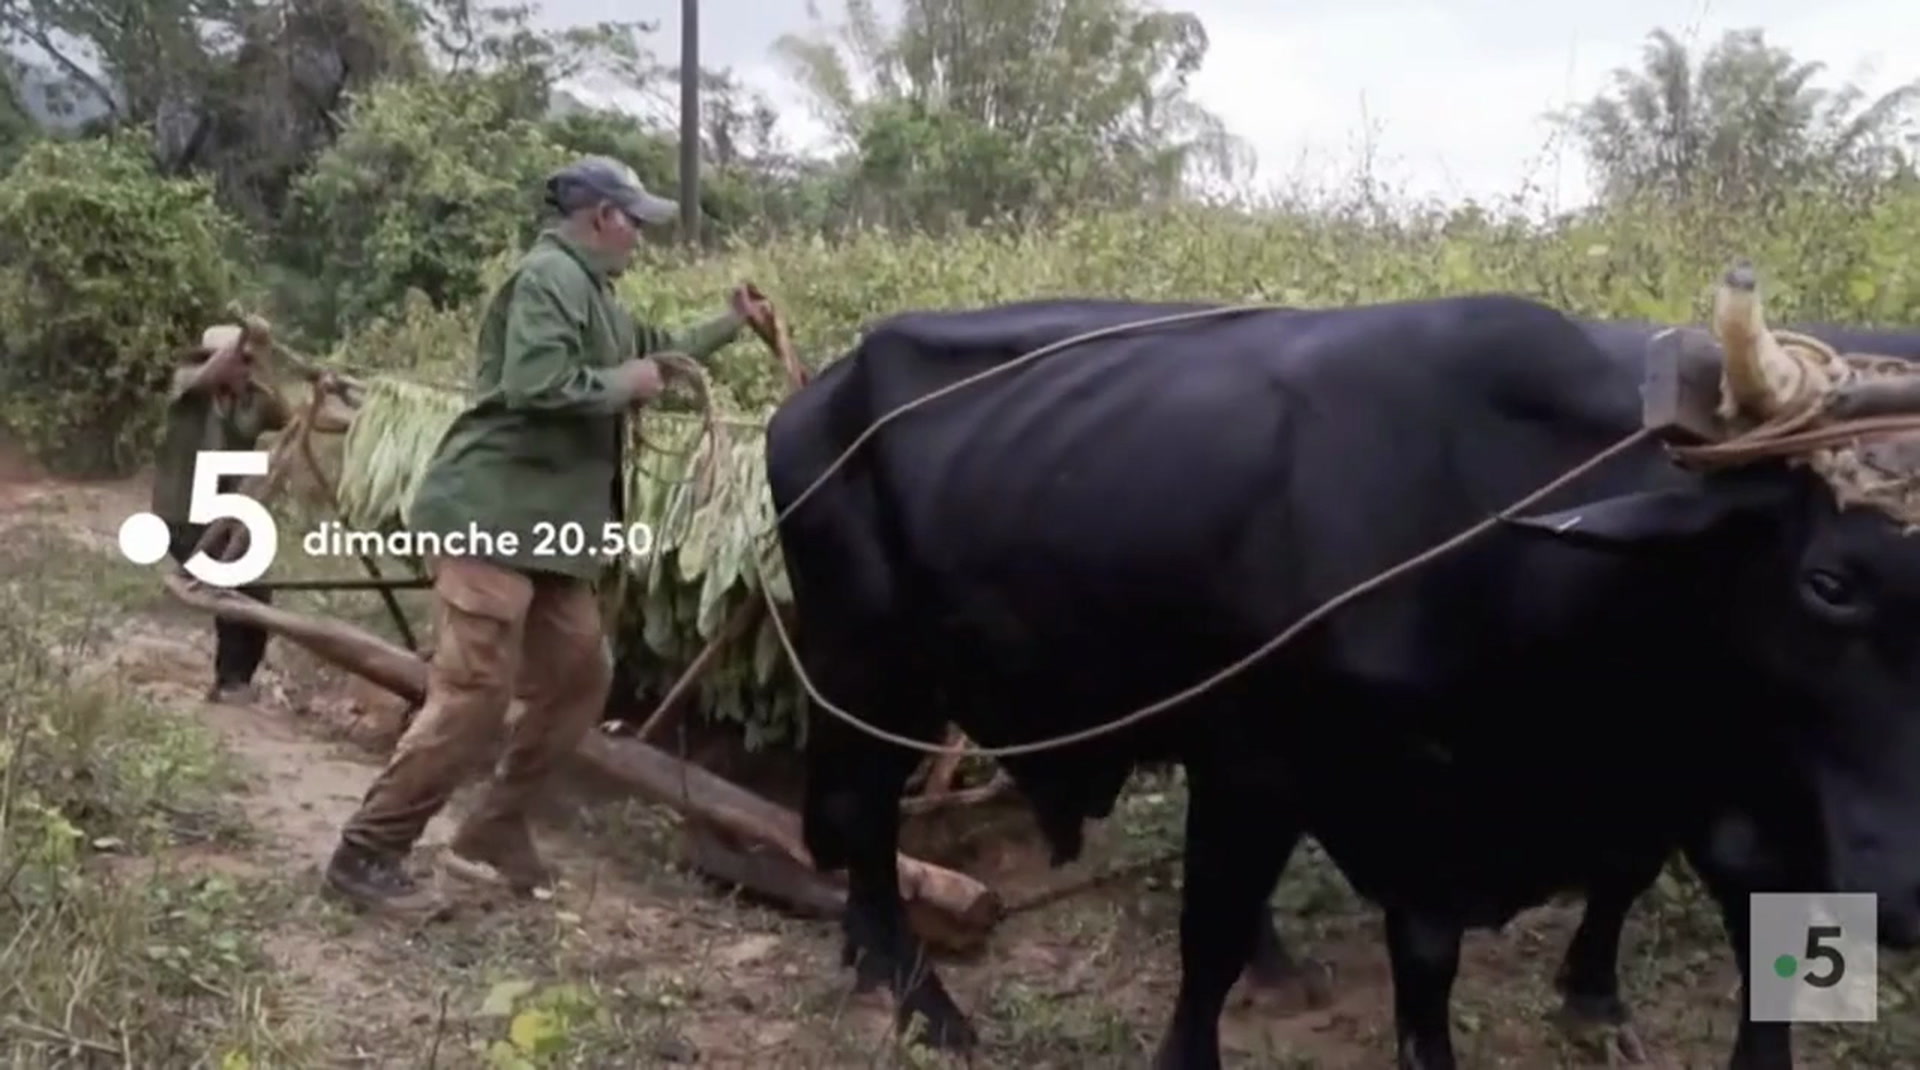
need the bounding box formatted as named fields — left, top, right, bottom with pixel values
left=0, top=455, right=1090, bottom=1065
left=7, top=439, right=1904, bottom=1069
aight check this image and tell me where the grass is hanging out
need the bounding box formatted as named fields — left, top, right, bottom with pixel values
left=0, top=534, right=309, bottom=1067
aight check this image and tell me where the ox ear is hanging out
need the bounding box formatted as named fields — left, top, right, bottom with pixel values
left=1504, top=481, right=1787, bottom=551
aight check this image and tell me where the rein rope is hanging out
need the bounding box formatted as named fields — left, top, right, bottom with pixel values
left=760, top=425, right=1656, bottom=758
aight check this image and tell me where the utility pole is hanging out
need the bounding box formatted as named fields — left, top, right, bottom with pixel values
left=678, top=0, right=700, bottom=247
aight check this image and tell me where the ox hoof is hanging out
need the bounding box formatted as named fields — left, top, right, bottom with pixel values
left=896, top=1002, right=978, bottom=1054
left=844, top=937, right=890, bottom=993
left=1553, top=1004, right=1648, bottom=1065
left=1558, top=990, right=1629, bottom=1026
left=1235, top=956, right=1334, bottom=1012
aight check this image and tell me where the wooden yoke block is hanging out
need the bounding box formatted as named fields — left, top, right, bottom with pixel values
left=1640, top=326, right=1728, bottom=445
left=1826, top=377, right=1920, bottom=421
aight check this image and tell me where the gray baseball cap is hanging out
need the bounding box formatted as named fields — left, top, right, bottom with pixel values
left=545, top=155, right=678, bottom=224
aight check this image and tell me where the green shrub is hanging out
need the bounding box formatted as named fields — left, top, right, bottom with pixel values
left=594, top=183, right=1920, bottom=417
left=280, top=75, right=572, bottom=344
left=0, top=135, right=248, bottom=477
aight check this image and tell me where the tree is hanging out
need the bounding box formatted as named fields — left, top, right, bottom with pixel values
left=390, top=0, right=819, bottom=245
left=0, top=54, right=39, bottom=172
left=276, top=73, right=568, bottom=341
left=773, top=0, right=1251, bottom=230
left=401, top=0, right=658, bottom=120
left=545, top=71, right=810, bottom=242
left=0, top=0, right=427, bottom=228
left=1561, top=28, right=1920, bottom=207
left=0, top=135, right=246, bottom=475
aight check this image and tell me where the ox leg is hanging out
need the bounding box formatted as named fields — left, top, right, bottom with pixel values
left=1551, top=855, right=1664, bottom=1064
left=1681, top=815, right=1795, bottom=1070
left=1713, top=891, right=1794, bottom=1069
left=1384, top=909, right=1463, bottom=1070
left=811, top=733, right=977, bottom=1052
left=1244, top=909, right=1298, bottom=987
left=1239, top=882, right=1333, bottom=1010
left=1151, top=776, right=1296, bottom=1070
left=1691, top=865, right=1793, bottom=1068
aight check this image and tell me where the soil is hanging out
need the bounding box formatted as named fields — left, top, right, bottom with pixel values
left=1, top=433, right=1900, bottom=1069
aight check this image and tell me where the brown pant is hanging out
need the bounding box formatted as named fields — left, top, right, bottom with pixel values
left=339, top=556, right=612, bottom=858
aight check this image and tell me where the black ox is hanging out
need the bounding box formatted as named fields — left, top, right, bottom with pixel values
left=1431, top=317, right=1920, bottom=1059
left=1237, top=316, right=1920, bottom=1059
left=763, top=288, right=1920, bottom=1069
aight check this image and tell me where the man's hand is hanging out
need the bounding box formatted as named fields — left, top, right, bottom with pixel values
left=187, top=337, right=251, bottom=395
left=612, top=356, right=666, bottom=406
left=729, top=282, right=774, bottom=331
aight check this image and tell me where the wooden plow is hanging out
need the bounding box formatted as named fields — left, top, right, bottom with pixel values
left=161, top=307, right=1012, bottom=951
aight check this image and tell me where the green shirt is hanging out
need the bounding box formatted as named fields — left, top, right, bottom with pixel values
left=403, top=228, right=744, bottom=580
left=151, top=368, right=288, bottom=524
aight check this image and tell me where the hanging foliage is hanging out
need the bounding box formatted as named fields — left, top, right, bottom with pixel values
left=333, top=375, right=805, bottom=749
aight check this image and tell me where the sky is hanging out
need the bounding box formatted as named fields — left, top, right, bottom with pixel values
left=549, top=0, right=1920, bottom=213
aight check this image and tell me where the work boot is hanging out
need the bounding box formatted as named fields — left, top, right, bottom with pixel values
left=323, top=840, right=445, bottom=916
left=444, top=810, right=555, bottom=895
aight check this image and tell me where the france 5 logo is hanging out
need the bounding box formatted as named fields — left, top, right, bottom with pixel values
left=117, top=451, right=277, bottom=587
left=1748, top=892, right=1878, bottom=1023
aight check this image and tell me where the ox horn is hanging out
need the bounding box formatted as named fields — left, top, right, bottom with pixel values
left=1711, top=261, right=1807, bottom=423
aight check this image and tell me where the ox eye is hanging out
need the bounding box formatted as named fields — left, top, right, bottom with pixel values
left=1800, top=568, right=1866, bottom=622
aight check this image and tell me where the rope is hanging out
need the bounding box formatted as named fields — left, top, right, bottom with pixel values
left=758, top=426, right=1656, bottom=758
left=734, top=300, right=1659, bottom=760
left=603, top=353, right=730, bottom=639
left=767, top=304, right=1285, bottom=523
left=627, top=352, right=732, bottom=489
left=1672, top=412, right=1920, bottom=466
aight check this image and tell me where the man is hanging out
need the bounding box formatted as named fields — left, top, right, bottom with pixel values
left=323, top=155, right=773, bottom=914
left=153, top=324, right=290, bottom=703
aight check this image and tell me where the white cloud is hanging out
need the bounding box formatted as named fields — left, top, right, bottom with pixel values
left=1176, top=0, right=1920, bottom=210
left=1186, top=4, right=1610, bottom=208
left=572, top=0, right=1919, bottom=213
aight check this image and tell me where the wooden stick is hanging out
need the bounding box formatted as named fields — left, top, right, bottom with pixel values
left=772, top=312, right=807, bottom=390
left=576, top=733, right=998, bottom=952
left=165, top=569, right=427, bottom=701
left=901, top=771, right=1014, bottom=816
left=920, top=726, right=968, bottom=799
left=1828, top=375, right=1920, bottom=420
left=676, top=822, right=844, bottom=918
left=632, top=599, right=762, bottom=744
left=226, top=306, right=367, bottom=394
left=1641, top=326, right=1727, bottom=445
left=234, top=577, right=433, bottom=593
left=159, top=569, right=1002, bottom=946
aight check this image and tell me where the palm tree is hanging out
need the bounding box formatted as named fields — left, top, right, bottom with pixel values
left=770, top=0, right=1251, bottom=227
left=1560, top=28, right=1919, bottom=205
